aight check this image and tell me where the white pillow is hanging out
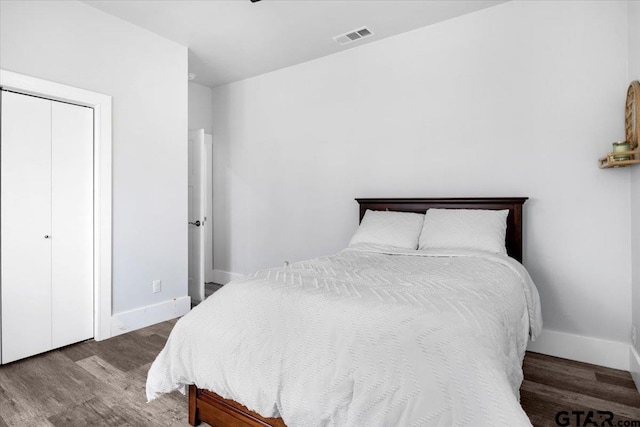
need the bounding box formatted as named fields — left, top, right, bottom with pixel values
left=349, top=210, right=425, bottom=250
left=418, top=208, right=509, bottom=254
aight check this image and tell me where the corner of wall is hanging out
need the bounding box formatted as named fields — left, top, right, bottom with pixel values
left=632, top=166, right=640, bottom=356
left=631, top=346, right=640, bottom=392
left=628, top=0, right=640, bottom=358
left=188, top=81, right=214, bottom=134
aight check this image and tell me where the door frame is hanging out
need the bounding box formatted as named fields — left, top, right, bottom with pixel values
left=188, top=129, right=206, bottom=304
left=203, top=134, right=215, bottom=284
left=0, top=69, right=113, bottom=341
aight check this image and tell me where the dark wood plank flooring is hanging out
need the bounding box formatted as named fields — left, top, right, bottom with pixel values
left=0, top=319, right=186, bottom=426
left=1, top=317, right=638, bottom=426
left=521, top=352, right=640, bottom=426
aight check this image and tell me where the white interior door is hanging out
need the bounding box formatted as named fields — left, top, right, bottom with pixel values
left=188, top=129, right=206, bottom=303
left=51, top=101, right=94, bottom=348
left=1, top=91, right=54, bottom=363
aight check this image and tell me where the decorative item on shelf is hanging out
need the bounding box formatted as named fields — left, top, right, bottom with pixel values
left=599, top=142, right=639, bottom=168
left=612, top=141, right=631, bottom=161
left=599, top=81, right=640, bottom=169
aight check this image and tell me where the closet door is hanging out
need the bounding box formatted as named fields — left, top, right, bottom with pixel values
left=1, top=91, right=53, bottom=363
left=51, top=101, right=93, bottom=348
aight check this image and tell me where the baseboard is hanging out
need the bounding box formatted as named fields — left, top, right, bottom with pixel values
left=631, top=346, right=640, bottom=393
left=527, top=329, right=630, bottom=371
left=110, top=296, right=191, bottom=338
left=211, top=269, right=243, bottom=285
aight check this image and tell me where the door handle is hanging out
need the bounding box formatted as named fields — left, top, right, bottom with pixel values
left=189, top=220, right=201, bottom=227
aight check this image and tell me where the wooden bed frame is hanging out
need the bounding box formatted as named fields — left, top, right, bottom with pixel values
left=188, top=197, right=528, bottom=427
left=356, top=197, right=527, bottom=262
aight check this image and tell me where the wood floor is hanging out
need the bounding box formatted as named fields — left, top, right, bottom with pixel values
left=1, top=317, right=638, bottom=426
left=521, top=352, right=640, bottom=426
left=0, top=319, right=186, bottom=426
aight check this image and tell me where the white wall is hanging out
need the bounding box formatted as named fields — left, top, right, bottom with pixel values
left=629, top=0, right=640, bottom=373
left=0, top=1, right=188, bottom=321
left=213, top=0, right=632, bottom=345
left=189, top=81, right=213, bottom=134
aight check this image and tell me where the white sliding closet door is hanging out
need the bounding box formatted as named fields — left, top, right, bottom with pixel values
left=1, top=91, right=94, bottom=363
left=1, top=91, right=53, bottom=363
left=51, top=101, right=94, bottom=348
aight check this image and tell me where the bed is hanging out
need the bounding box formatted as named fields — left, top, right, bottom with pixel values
left=146, top=197, right=542, bottom=427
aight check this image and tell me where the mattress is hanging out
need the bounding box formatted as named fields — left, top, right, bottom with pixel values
left=146, top=245, right=542, bottom=427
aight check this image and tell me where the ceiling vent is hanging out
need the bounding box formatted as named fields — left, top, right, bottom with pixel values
left=333, top=27, right=374, bottom=46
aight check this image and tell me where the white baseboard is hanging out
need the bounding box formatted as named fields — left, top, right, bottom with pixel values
left=211, top=269, right=243, bottom=285
left=527, top=328, right=630, bottom=371
left=110, top=296, right=191, bottom=338
left=631, top=346, right=640, bottom=393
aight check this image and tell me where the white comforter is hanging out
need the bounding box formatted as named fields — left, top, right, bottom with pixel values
left=146, top=246, right=542, bottom=427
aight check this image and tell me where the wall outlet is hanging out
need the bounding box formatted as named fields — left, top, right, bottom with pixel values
left=152, top=280, right=162, bottom=293
left=633, top=325, right=637, bottom=347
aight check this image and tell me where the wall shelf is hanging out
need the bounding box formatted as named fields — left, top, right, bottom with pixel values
left=599, top=150, right=640, bottom=169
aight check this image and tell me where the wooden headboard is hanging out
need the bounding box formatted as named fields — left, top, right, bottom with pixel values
left=355, top=197, right=528, bottom=263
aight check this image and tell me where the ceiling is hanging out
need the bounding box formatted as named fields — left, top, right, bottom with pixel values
left=83, top=0, right=507, bottom=88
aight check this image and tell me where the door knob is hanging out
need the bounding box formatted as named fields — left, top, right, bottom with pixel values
left=44, top=235, right=50, bottom=239
left=189, top=220, right=201, bottom=227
